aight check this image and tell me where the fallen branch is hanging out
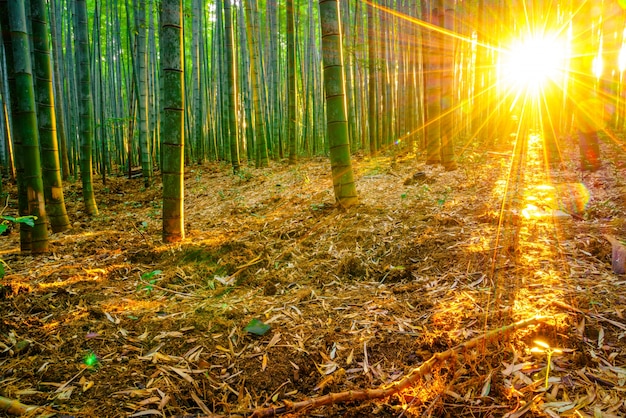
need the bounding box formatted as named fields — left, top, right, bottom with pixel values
left=249, top=315, right=548, bottom=417
left=0, top=395, right=39, bottom=416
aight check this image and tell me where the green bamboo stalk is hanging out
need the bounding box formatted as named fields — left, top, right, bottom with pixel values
left=319, top=0, right=358, bottom=208
left=31, top=0, right=70, bottom=233
left=5, top=0, right=49, bottom=253
left=245, top=0, right=269, bottom=168
left=367, top=1, right=378, bottom=155
left=74, top=0, right=99, bottom=216
left=160, top=0, right=185, bottom=243
left=49, top=0, right=70, bottom=180
left=287, top=0, right=297, bottom=164
left=133, top=0, right=153, bottom=186
left=223, top=0, right=241, bottom=173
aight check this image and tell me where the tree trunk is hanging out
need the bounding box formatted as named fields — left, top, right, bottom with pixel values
left=133, top=0, right=153, bottom=186
left=4, top=0, right=49, bottom=253
left=74, top=0, right=99, bottom=216
left=287, top=0, right=297, bottom=164
left=49, top=1, right=70, bottom=180
left=423, top=1, right=442, bottom=165
left=160, top=0, right=185, bottom=243
left=367, top=2, right=378, bottom=156
left=319, top=0, right=358, bottom=208
left=31, top=0, right=70, bottom=232
left=440, top=0, right=457, bottom=170
left=244, top=0, right=269, bottom=168
left=223, top=0, right=240, bottom=173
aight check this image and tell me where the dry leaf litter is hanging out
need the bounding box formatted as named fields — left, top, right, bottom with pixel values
left=0, top=134, right=625, bottom=417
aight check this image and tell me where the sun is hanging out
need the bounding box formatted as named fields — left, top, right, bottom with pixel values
left=500, top=34, right=567, bottom=96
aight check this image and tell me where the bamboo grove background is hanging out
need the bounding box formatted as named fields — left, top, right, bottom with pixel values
left=0, top=1, right=623, bottom=244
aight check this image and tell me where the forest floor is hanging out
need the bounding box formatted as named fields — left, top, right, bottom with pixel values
left=1, top=131, right=626, bottom=418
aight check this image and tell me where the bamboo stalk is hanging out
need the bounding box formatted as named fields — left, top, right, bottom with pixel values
left=0, top=396, right=38, bottom=416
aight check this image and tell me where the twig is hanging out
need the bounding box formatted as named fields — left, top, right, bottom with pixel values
left=56, top=367, right=86, bottom=393
left=248, top=316, right=548, bottom=417
left=228, top=255, right=263, bottom=281
left=132, top=223, right=149, bottom=243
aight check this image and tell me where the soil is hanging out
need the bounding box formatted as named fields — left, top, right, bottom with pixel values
left=1, top=133, right=626, bottom=417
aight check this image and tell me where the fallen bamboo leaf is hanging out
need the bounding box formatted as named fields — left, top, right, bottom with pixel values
left=154, top=331, right=184, bottom=340
left=105, top=311, right=120, bottom=324
left=113, top=388, right=158, bottom=397
left=244, top=318, right=270, bottom=336
left=598, top=326, right=605, bottom=349
left=168, top=366, right=195, bottom=384
left=481, top=372, right=492, bottom=397
left=129, top=409, right=164, bottom=417
left=79, top=376, right=94, bottom=392
left=346, top=348, right=354, bottom=365
left=55, top=386, right=74, bottom=400
left=266, top=332, right=281, bottom=350
left=502, top=361, right=533, bottom=376
left=190, top=391, right=213, bottom=415
left=158, top=393, right=171, bottom=410
left=137, top=396, right=161, bottom=406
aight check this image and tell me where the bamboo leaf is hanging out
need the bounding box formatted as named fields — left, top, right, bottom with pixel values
left=244, top=318, right=270, bottom=336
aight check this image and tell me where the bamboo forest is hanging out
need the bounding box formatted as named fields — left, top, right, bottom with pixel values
left=2, top=0, right=626, bottom=416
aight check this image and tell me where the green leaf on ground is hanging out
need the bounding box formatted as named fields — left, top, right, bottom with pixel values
left=244, top=318, right=270, bottom=336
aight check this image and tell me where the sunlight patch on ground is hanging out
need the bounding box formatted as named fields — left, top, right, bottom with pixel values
left=37, top=270, right=104, bottom=290
left=509, top=132, right=570, bottom=317
left=100, top=298, right=165, bottom=313
left=484, top=108, right=575, bottom=322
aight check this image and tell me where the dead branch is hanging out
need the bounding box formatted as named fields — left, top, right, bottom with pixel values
left=248, top=315, right=548, bottom=417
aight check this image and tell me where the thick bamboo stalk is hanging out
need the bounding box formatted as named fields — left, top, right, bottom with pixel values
left=0, top=395, right=38, bottom=416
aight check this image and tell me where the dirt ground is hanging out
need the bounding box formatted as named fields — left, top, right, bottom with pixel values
left=1, top=133, right=626, bottom=417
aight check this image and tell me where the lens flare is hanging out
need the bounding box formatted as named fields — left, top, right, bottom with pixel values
left=500, top=35, right=567, bottom=95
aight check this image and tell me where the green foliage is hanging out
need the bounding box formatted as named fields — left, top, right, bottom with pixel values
left=191, top=168, right=203, bottom=182
left=138, top=269, right=162, bottom=295
left=235, top=168, right=253, bottom=182
left=437, top=187, right=452, bottom=206
left=124, top=201, right=143, bottom=209
left=310, top=202, right=326, bottom=211
left=0, top=215, right=37, bottom=279
left=244, top=318, right=270, bottom=336
left=1, top=215, right=37, bottom=230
